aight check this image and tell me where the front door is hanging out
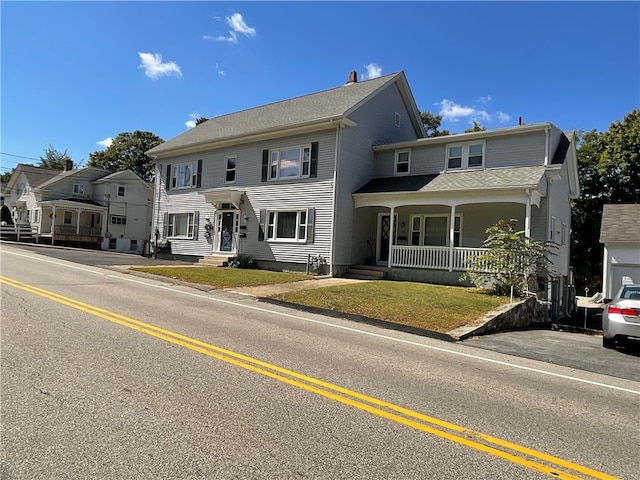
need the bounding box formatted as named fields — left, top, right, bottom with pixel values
left=378, top=213, right=398, bottom=264
left=218, top=211, right=236, bottom=253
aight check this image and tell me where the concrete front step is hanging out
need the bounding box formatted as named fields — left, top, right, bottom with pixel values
left=344, top=265, right=387, bottom=280
left=197, top=255, right=230, bottom=267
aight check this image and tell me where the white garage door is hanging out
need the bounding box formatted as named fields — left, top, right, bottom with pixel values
left=611, top=264, right=640, bottom=296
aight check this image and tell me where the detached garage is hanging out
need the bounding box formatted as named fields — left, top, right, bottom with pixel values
left=600, top=204, right=640, bottom=299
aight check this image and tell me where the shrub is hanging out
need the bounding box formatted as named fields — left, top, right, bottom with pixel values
left=228, top=253, right=254, bottom=269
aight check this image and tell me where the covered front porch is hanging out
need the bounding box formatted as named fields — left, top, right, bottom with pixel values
left=38, top=200, right=107, bottom=246
left=351, top=171, right=547, bottom=283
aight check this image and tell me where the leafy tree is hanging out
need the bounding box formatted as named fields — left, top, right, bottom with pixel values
left=462, top=220, right=558, bottom=297
left=571, top=109, right=640, bottom=291
left=88, top=130, right=164, bottom=182
left=195, top=116, right=208, bottom=126
left=39, top=144, right=72, bottom=170
left=420, top=111, right=450, bottom=137
left=1, top=168, right=14, bottom=184
left=463, top=120, right=486, bottom=133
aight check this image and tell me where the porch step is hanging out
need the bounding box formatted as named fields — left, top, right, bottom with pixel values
left=344, top=265, right=387, bottom=281
left=197, top=255, right=230, bottom=267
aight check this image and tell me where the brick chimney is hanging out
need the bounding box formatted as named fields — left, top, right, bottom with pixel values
left=346, top=70, right=358, bottom=85
left=64, top=159, right=73, bottom=171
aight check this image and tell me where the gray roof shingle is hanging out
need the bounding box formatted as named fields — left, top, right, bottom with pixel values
left=148, top=72, right=405, bottom=156
left=354, top=166, right=547, bottom=194
left=599, top=204, right=640, bottom=243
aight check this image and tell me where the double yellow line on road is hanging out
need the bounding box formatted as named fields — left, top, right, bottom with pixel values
left=1, top=275, right=619, bottom=480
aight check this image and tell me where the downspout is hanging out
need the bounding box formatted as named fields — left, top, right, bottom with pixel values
left=329, top=125, right=342, bottom=276
left=544, top=127, right=550, bottom=166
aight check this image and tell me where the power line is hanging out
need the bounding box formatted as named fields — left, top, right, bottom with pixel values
left=0, top=152, right=40, bottom=161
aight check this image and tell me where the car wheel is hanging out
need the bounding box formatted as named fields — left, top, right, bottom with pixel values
left=602, top=336, right=616, bottom=349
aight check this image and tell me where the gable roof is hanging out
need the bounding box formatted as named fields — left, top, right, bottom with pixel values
left=92, top=169, right=151, bottom=189
left=3, top=164, right=62, bottom=195
left=35, top=166, right=114, bottom=190
left=147, top=71, right=425, bottom=157
left=599, top=204, right=640, bottom=243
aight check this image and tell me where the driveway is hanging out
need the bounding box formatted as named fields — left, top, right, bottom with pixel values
left=4, top=242, right=639, bottom=382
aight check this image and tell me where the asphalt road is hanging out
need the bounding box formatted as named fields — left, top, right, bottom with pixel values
left=2, top=243, right=639, bottom=479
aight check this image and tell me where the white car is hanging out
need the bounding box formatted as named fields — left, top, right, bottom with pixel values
left=602, top=284, right=640, bottom=349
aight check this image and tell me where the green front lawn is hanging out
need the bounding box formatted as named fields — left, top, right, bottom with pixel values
left=272, top=281, right=509, bottom=333
left=131, top=266, right=313, bottom=289
left=131, top=266, right=510, bottom=333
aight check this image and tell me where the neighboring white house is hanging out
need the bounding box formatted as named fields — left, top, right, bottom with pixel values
left=600, top=204, right=640, bottom=299
left=146, top=70, right=580, bottom=319
left=3, top=163, right=152, bottom=254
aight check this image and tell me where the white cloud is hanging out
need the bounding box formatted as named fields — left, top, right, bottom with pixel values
left=363, top=63, right=382, bottom=80
left=437, top=99, right=477, bottom=122
left=496, top=111, right=511, bottom=123
left=210, top=13, right=256, bottom=44
left=138, top=52, right=182, bottom=80
left=477, top=95, right=492, bottom=104
left=185, top=113, right=202, bottom=129
left=96, top=137, right=113, bottom=148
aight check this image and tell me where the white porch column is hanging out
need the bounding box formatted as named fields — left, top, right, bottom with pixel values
left=449, top=205, right=456, bottom=272
left=525, top=190, right=532, bottom=238
left=389, top=206, right=395, bottom=267
left=51, top=205, right=56, bottom=245
left=75, top=207, right=81, bottom=234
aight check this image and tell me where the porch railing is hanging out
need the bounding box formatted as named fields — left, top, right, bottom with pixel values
left=390, top=246, right=490, bottom=271
left=54, top=225, right=102, bottom=236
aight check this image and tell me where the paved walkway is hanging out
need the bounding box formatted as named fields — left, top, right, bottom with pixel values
left=227, top=277, right=367, bottom=297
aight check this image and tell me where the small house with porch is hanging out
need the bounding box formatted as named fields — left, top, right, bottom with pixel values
left=3, top=163, right=152, bottom=253
left=146, top=70, right=579, bottom=319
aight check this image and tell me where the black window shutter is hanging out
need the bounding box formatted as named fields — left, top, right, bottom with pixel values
left=165, top=164, right=171, bottom=191
left=193, top=211, right=199, bottom=240
left=261, top=150, right=269, bottom=182
left=196, top=160, right=202, bottom=188
left=163, top=212, right=169, bottom=238
left=306, top=208, right=315, bottom=244
left=258, top=209, right=266, bottom=241
left=310, top=142, right=318, bottom=178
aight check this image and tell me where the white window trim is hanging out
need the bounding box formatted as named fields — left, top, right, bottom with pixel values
left=225, top=155, right=237, bottom=184
left=394, top=148, right=411, bottom=176
left=268, top=145, right=311, bottom=181
left=445, top=141, right=485, bottom=171
left=117, top=185, right=126, bottom=197
left=73, top=183, right=84, bottom=195
left=266, top=209, right=310, bottom=243
left=171, top=162, right=199, bottom=190
left=409, top=214, right=462, bottom=247
left=110, top=215, right=127, bottom=225
left=168, top=212, right=197, bottom=239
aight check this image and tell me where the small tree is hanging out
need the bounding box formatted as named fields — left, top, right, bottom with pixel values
left=462, top=220, right=559, bottom=297
left=39, top=144, right=72, bottom=170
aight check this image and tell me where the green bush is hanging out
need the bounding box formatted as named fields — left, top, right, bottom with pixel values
left=228, top=254, right=254, bottom=269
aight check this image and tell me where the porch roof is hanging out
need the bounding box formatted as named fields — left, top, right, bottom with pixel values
left=199, top=188, right=245, bottom=209
left=353, top=166, right=547, bottom=208
left=40, top=199, right=107, bottom=213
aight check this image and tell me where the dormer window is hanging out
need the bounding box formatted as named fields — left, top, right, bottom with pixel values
left=446, top=141, right=485, bottom=170
left=395, top=149, right=410, bottom=176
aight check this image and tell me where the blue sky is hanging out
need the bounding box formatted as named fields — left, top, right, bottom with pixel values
left=2, top=1, right=638, bottom=175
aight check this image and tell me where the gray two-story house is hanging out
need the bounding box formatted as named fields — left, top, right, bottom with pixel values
left=147, top=71, right=579, bottom=319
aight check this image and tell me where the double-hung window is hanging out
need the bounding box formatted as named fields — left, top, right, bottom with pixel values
left=395, top=149, right=410, bottom=175
left=225, top=155, right=237, bottom=183
left=446, top=141, right=485, bottom=170
left=73, top=184, right=84, bottom=195
left=166, top=160, right=202, bottom=190
left=410, top=215, right=462, bottom=247
left=269, top=145, right=311, bottom=180
left=167, top=212, right=197, bottom=239
left=117, top=185, right=126, bottom=197
left=259, top=208, right=314, bottom=243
